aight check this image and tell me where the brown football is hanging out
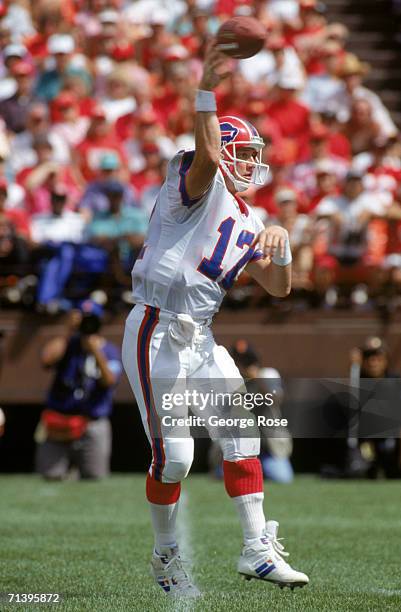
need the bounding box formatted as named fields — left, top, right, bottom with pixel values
left=216, top=16, right=267, bottom=60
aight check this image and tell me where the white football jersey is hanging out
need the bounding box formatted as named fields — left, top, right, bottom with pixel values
left=132, top=150, right=265, bottom=318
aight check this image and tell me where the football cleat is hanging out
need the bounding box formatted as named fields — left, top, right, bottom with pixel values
left=238, top=520, right=309, bottom=589
left=151, top=548, right=201, bottom=598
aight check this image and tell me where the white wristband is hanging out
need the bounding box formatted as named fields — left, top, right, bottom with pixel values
left=195, top=89, right=217, bottom=112
left=272, top=238, right=292, bottom=266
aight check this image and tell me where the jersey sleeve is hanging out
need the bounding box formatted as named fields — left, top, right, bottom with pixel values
left=165, top=150, right=216, bottom=221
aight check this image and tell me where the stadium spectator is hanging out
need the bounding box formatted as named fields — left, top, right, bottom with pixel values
left=290, top=123, right=349, bottom=198
left=331, top=53, right=397, bottom=139
left=75, top=104, right=128, bottom=182
left=304, top=159, right=340, bottom=214
left=342, top=99, right=382, bottom=156
left=350, top=337, right=401, bottom=479
left=0, top=59, right=36, bottom=133
left=268, top=187, right=314, bottom=289
left=79, top=153, right=138, bottom=218
left=130, top=143, right=165, bottom=197
left=314, top=170, right=390, bottom=285
left=253, top=149, right=304, bottom=216
left=266, top=71, right=310, bottom=163
left=362, top=137, right=401, bottom=198
left=18, top=135, right=81, bottom=215
left=286, top=0, right=328, bottom=70
left=0, top=178, right=30, bottom=240
left=86, top=180, right=148, bottom=289
left=101, top=66, right=137, bottom=123
left=319, top=108, right=352, bottom=160
left=300, top=40, right=344, bottom=113
left=50, top=91, right=90, bottom=149
left=36, top=300, right=122, bottom=480
left=122, top=109, right=176, bottom=174
left=31, top=184, right=101, bottom=312
left=7, top=102, right=70, bottom=176
left=179, top=7, right=213, bottom=59
left=1, top=42, right=30, bottom=78
left=239, top=32, right=303, bottom=87
left=35, top=34, right=76, bottom=101
left=30, top=184, right=86, bottom=246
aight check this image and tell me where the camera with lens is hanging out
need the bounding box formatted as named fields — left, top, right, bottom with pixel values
left=79, top=312, right=102, bottom=336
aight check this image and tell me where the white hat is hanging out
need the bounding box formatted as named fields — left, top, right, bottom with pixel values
left=277, top=70, right=304, bottom=90
left=275, top=188, right=297, bottom=204
left=99, top=10, right=119, bottom=24
left=48, top=34, right=75, bottom=55
left=3, top=43, right=27, bottom=58
left=150, top=9, right=169, bottom=26
left=315, top=159, right=336, bottom=175
left=0, top=408, right=5, bottom=428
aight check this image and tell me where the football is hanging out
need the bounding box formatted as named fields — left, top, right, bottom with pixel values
left=216, top=16, right=267, bottom=59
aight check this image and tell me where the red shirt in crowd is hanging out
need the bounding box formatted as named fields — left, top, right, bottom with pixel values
left=254, top=181, right=306, bottom=216
left=328, top=132, right=352, bottom=160
left=75, top=133, right=127, bottom=182
left=214, top=0, right=253, bottom=16
left=266, top=99, right=310, bottom=163
left=4, top=209, right=31, bottom=239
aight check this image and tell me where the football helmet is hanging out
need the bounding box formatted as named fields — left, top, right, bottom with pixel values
left=219, top=115, right=269, bottom=192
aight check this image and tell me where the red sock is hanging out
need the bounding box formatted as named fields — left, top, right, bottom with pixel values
left=223, top=458, right=263, bottom=497
left=146, top=472, right=181, bottom=505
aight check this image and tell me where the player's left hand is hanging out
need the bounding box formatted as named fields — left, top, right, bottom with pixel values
left=199, top=40, right=234, bottom=90
left=252, top=226, right=289, bottom=260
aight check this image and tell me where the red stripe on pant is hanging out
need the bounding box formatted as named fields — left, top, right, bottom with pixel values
left=137, top=305, right=165, bottom=481
left=223, top=458, right=263, bottom=497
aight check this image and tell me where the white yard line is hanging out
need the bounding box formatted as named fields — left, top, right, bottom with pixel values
left=176, top=490, right=192, bottom=560
left=367, top=588, right=401, bottom=597
left=173, top=490, right=200, bottom=611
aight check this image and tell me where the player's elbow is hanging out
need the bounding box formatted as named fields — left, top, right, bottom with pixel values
left=201, top=151, right=221, bottom=171
left=194, top=141, right=221, bottom=169
left=269, top=283, right=291, bottom=298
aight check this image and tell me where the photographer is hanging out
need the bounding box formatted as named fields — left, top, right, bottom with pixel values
left=349, top=337, right=401, bottom=479
left=36, top=300, right=122, bottom=480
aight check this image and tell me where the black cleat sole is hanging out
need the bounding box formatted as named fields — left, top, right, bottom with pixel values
left=239, top=574, right=307, bottom=590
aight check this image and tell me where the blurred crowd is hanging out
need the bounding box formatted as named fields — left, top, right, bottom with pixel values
left=1, top=0, right=401, bottom=313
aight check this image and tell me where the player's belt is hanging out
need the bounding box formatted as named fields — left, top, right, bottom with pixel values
left=137, top=303, right=213, bottom=328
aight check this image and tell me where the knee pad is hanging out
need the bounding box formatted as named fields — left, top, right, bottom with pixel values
left=153, top=437, right=194, bottom=484
left=220, top=436, right=261, bottom=462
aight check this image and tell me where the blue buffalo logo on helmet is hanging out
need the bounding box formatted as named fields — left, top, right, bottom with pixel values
left=220, top=122, right=239, bottom=146
left=218, top=115, right=270, bottom=192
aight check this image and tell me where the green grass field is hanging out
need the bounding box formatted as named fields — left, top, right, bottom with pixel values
left=1, top=475, right=400, bottom=612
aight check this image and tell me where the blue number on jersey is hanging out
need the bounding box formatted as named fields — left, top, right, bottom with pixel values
left=198, top=220, right=256, bottom=288
left=221, top=230, right=255, bottom=290
left=197, top=217, right=235, bottom=280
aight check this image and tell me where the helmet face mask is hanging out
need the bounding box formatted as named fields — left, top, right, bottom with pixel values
left=219, top=116, right=269, bottom=192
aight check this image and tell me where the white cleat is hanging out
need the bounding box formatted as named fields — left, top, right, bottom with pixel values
left=151, top=548, right=201, bottom=598
left=238, top=520, right=309, bottom=590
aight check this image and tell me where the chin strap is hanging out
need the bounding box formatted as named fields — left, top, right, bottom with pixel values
left=220, top=159, right=249, bottom=193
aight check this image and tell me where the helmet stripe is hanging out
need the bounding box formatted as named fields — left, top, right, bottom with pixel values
left=228, top=115, right=253, bottom=140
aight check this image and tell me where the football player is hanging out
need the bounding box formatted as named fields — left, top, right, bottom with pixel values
left=122, top=42, right=309, bottom=596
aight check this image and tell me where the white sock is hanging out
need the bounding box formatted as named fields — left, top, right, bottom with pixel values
left=232, top=493, right=266, bottom=543
left=149, top=501, right=179, bottom=555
